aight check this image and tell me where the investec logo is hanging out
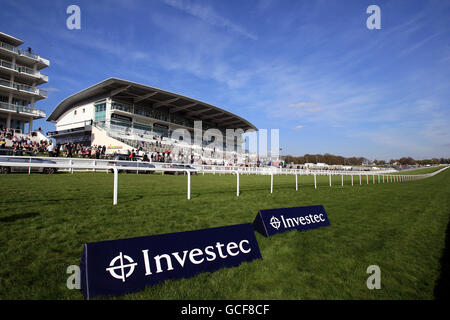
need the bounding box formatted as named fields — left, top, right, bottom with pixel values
left=105, top=240, right=252, bottom=282
left=269, top=213, right=327, bottom=230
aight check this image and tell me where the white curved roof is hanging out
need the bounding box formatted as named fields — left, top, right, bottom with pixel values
left=47, top=78, right=256, bottom=131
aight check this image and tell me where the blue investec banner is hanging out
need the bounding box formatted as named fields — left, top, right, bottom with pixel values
left=80, top=223, right=262, bottom=299
left=253, top=205, right=330, bottom=237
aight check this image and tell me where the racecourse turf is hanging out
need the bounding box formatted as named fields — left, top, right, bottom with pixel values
left=0, top=168, right=449, bottom=299
left=393, top=165, right=445, bottom=175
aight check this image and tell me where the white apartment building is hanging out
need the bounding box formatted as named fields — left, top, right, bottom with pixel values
left=0, top=32, right=49, bottom=133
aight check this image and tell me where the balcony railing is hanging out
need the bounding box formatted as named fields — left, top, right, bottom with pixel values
left=0, top=41, right=50, bottom=66
left=0, top=41, right=16, bottom=53
left=38, top=88, right=48, bottom=97
left=0, top=58, right=48, bottom=82
left=0, top=79, right=47, bottom=97
left=0, top=102, right=46, bottom=117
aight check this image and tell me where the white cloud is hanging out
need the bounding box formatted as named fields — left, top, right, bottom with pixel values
left=162, top=0, right=257, bottom=40
left=289, top=102, right=317, bottom=108
left=306, top=107, right=322, bottom=113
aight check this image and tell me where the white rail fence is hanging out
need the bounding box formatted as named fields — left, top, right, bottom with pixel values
left=0, top=156, right=448, bottom=206
left=0, top=155, right=398, bottom=175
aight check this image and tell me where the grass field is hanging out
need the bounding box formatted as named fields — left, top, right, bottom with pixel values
left=393, top=165, right=445, bottom=175
left=0, top=168, right=449, bottom=299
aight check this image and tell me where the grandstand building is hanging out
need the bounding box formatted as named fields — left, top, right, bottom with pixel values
left=0, top=32, right=49, bottom=134
left=47, top=78, right=258, bottom=164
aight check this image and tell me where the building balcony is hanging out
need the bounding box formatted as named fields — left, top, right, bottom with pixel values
left=0, top=101, right=46, bottom=118
left=0, top=59, right=48, bottom=84
left=0, top=40, right=50, bottom=69
left=0, top=78, right=47, bottom=99
left=0, top=40, right=16, bottom=53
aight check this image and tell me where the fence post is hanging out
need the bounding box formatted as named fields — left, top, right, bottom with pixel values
left=187, top=170, right=191, bottom=200
left=237, top=171, right=240, bottom=196
left=271, top=174, right=273, bottom=193
left=113, top=167, right=118, bottom=205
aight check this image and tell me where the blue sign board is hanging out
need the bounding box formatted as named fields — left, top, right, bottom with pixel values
left=253, top=205, right=330, bottom=237
left=80, top=223, right=262, bottom=299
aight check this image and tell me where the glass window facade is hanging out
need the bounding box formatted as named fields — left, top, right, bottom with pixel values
left=109, top=99, right=219, bottom=130
left=94, top=103, right=106, bottom=122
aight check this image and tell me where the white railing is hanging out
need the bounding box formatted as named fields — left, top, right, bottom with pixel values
left=0, top=58, right=48, bottom=81
left=0, top=156, right=447, bottom=205
left=0, top=102, right=46, bottom=117
left=0, top=41, right=50, bottom=66
left=0, top=78, right=47, bottom=97
left=0, top=154, right=400, bottom=175
left=0, top=160, right=193, bottom=205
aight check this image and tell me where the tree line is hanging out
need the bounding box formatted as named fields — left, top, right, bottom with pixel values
left=283, top=153, right=450, bottom=166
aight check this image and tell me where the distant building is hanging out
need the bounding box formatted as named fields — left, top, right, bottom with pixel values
left=0, top=32, right=49, bottom=133
left=304, top=162, right=329, bottom=169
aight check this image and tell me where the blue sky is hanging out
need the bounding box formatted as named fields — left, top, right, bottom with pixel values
left=1, top=0, right=449, bottom=160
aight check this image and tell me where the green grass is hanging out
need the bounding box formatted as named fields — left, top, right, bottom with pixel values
left=393, top=166, right=446, bottom=175
left=0, top=169, right=449, bottom=300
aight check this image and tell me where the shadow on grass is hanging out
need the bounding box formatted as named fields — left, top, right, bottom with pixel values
left=434, top=218, right=450, bottom=300
left=0, top=198, right=78, bottom=204
left=0, top=212, right=40, bottom=222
